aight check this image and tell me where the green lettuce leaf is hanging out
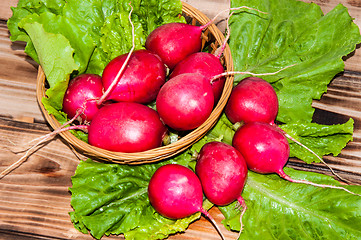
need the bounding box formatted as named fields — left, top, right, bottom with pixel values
left=280, top=119, right=354, bottom=163
left=229, top=0, right=361, bottom=123
left=69, top=151, right=198, bottom=240
left=7, top=0, right=66, bottom=62
left=220, top=167, right=361, bottom=239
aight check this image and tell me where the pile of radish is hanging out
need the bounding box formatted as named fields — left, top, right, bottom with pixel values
left=61, top=8, right=359, bottom=238
left=60, top=12, right=232, bottom=153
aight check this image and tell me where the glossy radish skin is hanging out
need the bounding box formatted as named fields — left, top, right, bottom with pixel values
left=101, top=49, right=166, bottom=104
left=225, top=77, right=279, bottom=125
left=62, top=74, right=104, bottom=122
left=156, top=73, right=214, bottom=131
left=145, top=23, right=202, bottom=69
left=232, top=122, right=290, bottom=175
left=148, top=164, right=205, bottom=219
left=170, top=52, right=225, bottom=103
left=148, top=164, right=226, bottom=239
left=88, top=102, right=167, bottom=153
left=195, top=142, right=248, bottom=206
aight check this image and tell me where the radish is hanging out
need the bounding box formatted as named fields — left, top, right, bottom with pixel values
left=195, top=141, right=248, bottom=233
left=145, top=22, right=204, bottom=70
left=62, top=73, right=104, bottom=123
left=101, top=49, right=166, bottom=104
left=88, top=102, right=167, bottom=153
left=225, top=77, right=278, bottom=125
left=169, top=52, right=225, bottom=104
left=145, top=6, right=263, bottom=70
left=156, top=73, right=214, bottom=131
left=148, top=164, right=225, bottom=240
left=232, top=122, right=360, bottom=195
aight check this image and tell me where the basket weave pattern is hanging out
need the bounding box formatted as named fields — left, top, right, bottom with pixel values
left=36, top=2, right=234, bottom=164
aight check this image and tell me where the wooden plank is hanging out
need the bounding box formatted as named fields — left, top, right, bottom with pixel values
left=0, top=21, right=43, bottom=122
left=0, top=0, right=17, bottom=21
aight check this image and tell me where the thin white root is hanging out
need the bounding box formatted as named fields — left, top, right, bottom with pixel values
left=0, top=125, right=88, bottom=179
left=282, top=132, right=352, bottom=184
left=215, top=11, right=234, bottom=59
left=200, top=208, right=226, bottom=240
left=210, top=64, right=296, bottom=83
left=201, top=6, right=268, bottom=30
left=236, top=197, right=247, bottom=239
left=280, top=171, right=361, bottom=197
left=0, top=136, right=49, bottom=179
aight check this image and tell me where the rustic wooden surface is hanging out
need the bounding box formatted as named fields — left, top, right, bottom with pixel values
left=1, top=0, right=361, bottom=239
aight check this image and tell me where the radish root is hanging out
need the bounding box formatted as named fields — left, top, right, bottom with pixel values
left=215, top=11, right=234, bottom=59
left=199, top=208, right=226, bottom=240
left=210, top=64, right=296, bottom=84
left=0, top=125, right=88, bottom=179
left=236, top=196, right=247, bottom=238
left=278, top=170, right=361, bottom=197
left=201, top=6, right=268, bottom=31
left=282, top=131, right=352, bottom=184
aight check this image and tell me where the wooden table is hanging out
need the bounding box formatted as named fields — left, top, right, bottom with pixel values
left=1, top=0, right=361, bottom=239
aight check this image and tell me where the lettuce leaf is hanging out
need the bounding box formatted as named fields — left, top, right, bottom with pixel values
left=7, top=0, right=185, bottom=118
left=229, top=0, right=361, bottom=123
left=7, top=0, right=66, bottom=62
left=280, top=119, right=354, bottom=163
left=69, top=151, right=198, bottom=240
left=219, top=168, right=361, bottom=240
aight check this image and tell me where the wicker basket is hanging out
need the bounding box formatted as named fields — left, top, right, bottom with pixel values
left=36, top=2, right=234, bottom=164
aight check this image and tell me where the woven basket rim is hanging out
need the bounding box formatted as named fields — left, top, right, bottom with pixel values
left=36, top=2, right=234, bottom=164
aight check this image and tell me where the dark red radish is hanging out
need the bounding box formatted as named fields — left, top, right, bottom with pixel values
left=195, top=141, right=248, bottom=232
left=196, top=142, right=248, bottom=205
left=156, top=73, right=214, bottom=131
left=145, top=22, right=204, bottom=70
left=232, top=122, right=360, bottom=195
left=233, top=122, right=289, bottom=175
left=148, top=164, right=225, bottom=239
left=88, top=102, right=167, bottom=153
left=170, top=52, right=225, bottom=103
left=225, top=77, right=278, bottom=125
left=101, top=49, right=166, bottom=104
left=62, top=74, right=104, bottom=123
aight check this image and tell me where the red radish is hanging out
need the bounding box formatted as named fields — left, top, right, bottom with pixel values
left=101, top=49, right=166, bottom=104
left=225, top=77, right=278, bottom=125
left=88, top=102, right=167, bottom=153
left=196, top=142, right=248, bottom=205
left=62, top=74, right=104, bottom=122
left=169, top=52, right=225, bottom=103
left=233, top=122, right=289, bottom=175
left=156, top=73, right=214, bottom=131
left=195, top=142, right=248, bottom=232
left=232, top=122, right=360, bottom=195
left=145, top=22, right=204, bottom=70
left=145, top=6, right=266, bottom=70
left=148, top=164, right=225, bottom=240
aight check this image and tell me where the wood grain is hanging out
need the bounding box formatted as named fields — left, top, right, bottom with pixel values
left=1, top=0, right=361, bottom=239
